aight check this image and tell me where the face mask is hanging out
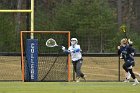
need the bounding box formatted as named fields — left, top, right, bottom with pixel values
left=71, top=41, right=76, bottom=45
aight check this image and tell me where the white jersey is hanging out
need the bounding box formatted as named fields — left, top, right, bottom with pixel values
left=68, top=44, right=82, bottom=61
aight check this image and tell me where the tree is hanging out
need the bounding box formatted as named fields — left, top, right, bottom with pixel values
left=52, top=0, right=117, bottom=53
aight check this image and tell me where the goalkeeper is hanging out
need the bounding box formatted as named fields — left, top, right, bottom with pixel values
left=118, top=38, right=139, bottom=85
left=62, top=38, right=86, bottom=82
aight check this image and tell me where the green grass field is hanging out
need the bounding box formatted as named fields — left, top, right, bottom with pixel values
left=0, top=82, right=139, bottom=93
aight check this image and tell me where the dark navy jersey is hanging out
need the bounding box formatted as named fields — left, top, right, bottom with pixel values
left=118, top=45, right=135, bottom=62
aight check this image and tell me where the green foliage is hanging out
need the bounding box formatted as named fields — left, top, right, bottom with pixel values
left=0, top=13, right=20, bottom=52
left=111, top=30, right=140, bottom=53
left=1, top=0, right=140, bottom=53
left=51, top=0, right=117, bottom=52
left=125, top=31, right=140, bottom=52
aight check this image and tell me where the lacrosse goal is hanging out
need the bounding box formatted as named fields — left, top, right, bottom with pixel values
left=20, top=31, right=71, bottom=82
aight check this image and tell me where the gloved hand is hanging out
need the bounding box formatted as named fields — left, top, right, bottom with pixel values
left=128, top=39, right=133, bottom=45
left=117, top=46, right=120, bottom=49
left=131, top=53, right=135, bottom=56
left=62, top=46, right=66, bottom=51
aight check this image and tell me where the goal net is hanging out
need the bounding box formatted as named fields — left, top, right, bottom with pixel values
left=20, top=31, right=71, bottom=82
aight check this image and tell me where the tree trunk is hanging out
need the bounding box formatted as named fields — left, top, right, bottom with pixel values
left=117, top=0, right=122, bottom=31
left=133, top=0, right=140, bottom=33
left=15, top=0, right=22, bottom=33
left=126, top=0, right=133, bottom=32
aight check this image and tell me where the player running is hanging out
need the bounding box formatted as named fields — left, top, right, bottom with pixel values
left=122, top=39, right=140, bottom=82
left=118, top=38, right=139, bottom=85
left=61, top=38, right=86, bottom=82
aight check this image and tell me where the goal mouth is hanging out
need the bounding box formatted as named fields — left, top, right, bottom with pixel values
left=20, top=31, right=71, bottom=82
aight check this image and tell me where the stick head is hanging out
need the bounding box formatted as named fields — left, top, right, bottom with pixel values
left=46, top=38, right=58, bottom=47
left=120, top=24, right=126, bottom=33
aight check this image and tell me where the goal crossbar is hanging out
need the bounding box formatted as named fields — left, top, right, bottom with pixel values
left=0, top=10, right=32, bottom=12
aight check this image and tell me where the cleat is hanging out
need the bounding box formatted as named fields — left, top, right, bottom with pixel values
left=76, top=77, right=80, bottom=82
left=132, top=81, right=139, bottom=86
left=82, top=75, right=87, bottom=82
left=133, top=79, right=139, bottom=85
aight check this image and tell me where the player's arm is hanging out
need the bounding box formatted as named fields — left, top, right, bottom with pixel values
left=62, top=46, right=81, bottom=54
left=61, top=46, right=70, bottom=54
left=62, top=46, right=74, bottom=54
left=72, top=45, right=81, bottom=53
left=117, top=45, right=121, bottom=55
left=128, top=46, right=135, bottom=57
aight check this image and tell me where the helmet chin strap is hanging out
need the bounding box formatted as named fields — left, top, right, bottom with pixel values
left=71, top=44, right=75, bottom=47
left=71, top=43, right=77, bottom=48
left=72, top=45, right=75, bottom=48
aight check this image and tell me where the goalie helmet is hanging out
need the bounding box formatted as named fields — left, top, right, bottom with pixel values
left=71, top=38, right=78, bottom=45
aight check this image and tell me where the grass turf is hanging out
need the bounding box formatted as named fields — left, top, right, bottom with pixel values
left=0, top=82, right=139, bottom=93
